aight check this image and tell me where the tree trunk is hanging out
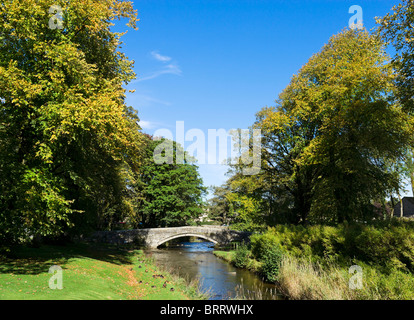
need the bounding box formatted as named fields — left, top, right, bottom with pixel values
left=390, top=195, right=395, bottom=218
left=397, top=194, right=404, bottom=218
left=410, top=171, right=414, bottom=197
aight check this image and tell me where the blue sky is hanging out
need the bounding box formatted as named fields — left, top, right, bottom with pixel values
left=112, top=0, right=410, bottom=197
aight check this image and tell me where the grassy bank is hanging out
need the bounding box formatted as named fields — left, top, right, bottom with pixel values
left=276, top=254, right=414, bottom=300
left=0, top=243, right=206, bottom=300
left=215, top=249, right=414, bottom=300
left=214, top=250, right=262, bottom=275
left=215, top=219, right=414, bottom=300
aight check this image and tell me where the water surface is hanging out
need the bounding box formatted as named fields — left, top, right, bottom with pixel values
left=146, top=241, right=281, bottom=300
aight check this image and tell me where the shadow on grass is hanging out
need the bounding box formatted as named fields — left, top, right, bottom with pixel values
left=0, top=243, right=139, bottom=275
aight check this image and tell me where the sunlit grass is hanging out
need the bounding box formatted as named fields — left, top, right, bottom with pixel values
left=0, top=244, right=201, bottom=300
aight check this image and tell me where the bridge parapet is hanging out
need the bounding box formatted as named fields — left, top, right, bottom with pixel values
left=90, top=226, right=250, bottom=248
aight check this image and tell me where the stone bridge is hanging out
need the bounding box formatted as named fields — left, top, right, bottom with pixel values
left=90, top=226, right=250, bottom=249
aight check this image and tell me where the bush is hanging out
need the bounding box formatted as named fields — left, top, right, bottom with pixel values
left=260, top=245, right=284, bottom=283
left=250, top=231, right=280, bottom=260
left=234, top=243, right=251, bottom=269
left=248, top=220, right=414, bottom=298
left=251, top=220, right=414, bottom=272
left=352, top=223, right=414, bottom=271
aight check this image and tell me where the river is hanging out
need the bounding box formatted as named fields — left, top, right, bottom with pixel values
left=145, top=241, right=281, bottom=300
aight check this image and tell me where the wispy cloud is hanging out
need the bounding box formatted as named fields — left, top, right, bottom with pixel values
left=132, top=93, right=171, bottom=107
left=135, top=64, right=182, bottom=82
left=151, top=51, right=172, bottom=62
left=133, top=51, right=182, bottom=83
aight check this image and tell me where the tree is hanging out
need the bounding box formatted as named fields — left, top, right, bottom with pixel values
left=254, top=105, right=316, bottom=224
left=135, top=137, right=206, bottom=228
left=254, top=28, right=413, bottom=224
left=207, top=184, right=233, bottom=225
left=377, top=0, right=414, bottom=196
left=0, top=0, right=143, bottom=246
left=208, top=159, right=292, bottom=229
left=377, top=0, right=414, bottom=114
left=222, top=173, right=268, bottom=231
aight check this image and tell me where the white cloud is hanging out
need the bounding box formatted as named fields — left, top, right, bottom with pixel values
left=132, top=93, right=171, bottom=107
left=138, top=120, right=156, bottom=130
left=151, top=51, right=172, bottom=62
left=138, top=120, right=169, bottom=131
left=134, top=64, right=182, bottom=83
left=132, top=51, right=182, bottom=83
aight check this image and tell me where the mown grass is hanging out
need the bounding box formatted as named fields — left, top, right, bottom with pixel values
left=0, top=243, right=205, bottom=300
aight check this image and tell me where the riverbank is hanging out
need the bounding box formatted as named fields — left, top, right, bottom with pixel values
left=214, top=220, right=414, bottom=300
left=0, top=243, right=206, bottom=300
left=215, top=248, right=414, bottom=300
left=213, top=250, right=262, bottom=275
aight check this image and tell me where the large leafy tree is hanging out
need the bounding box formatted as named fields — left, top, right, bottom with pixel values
left=207, top=184, right=233, bottom=225
left=0, top=0, right=143, bottom=245
left=254, top=29, right=413, bottom=224
left=377, top=0, right=414, bottom=196
left=135, top=137, right=206, bottom=228
left=377, top=0, right=414, bottom=114
left=207, top=175, right=264, bottom=230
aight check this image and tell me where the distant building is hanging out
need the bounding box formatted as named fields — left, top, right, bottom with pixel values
left=196, top=211, right=211, bottom=223
left=393, top=197, right=414, bottom=218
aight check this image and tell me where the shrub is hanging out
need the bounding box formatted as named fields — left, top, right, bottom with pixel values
left=234, top=243, right=251, bottom=269
left=250, top=220, right=414, bottom=298
left=353, top=223, right=414, bottom=272
left=252, top=220, right=414, bottom=272
left=250, top=230, right=281, bottom=260
left=260, top=245, right=284, bottom=283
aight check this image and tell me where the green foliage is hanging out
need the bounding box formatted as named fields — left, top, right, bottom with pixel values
left=359, top=263, right=414, bottom=300
left=207, top=184, right=233, bottom=225
left=251, top=220, right=414, bottom=272
left=215, top=27, right=414, bottom=226
left=207, top=172, right=281, bottom=231
left=250, top=230, right=281, bottom=261
left=276, top=254, right=414, bottom=300
left=377, top=0, right=414, bottom=196
left=250, top=232, right=285, bottom=282
left=0, top=0, right=144, bottom=246
left=234, top=243, right=251, bottom=269
left=377, top=0, right=414, bottom=114
left=259, top=245, right=284, bottom=283
left=135, top=137, right=206, bottom=228
left=352, top=222, right=414, bottom=271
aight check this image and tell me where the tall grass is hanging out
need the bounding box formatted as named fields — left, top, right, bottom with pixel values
left=276, top=255, right=414, bottom=300
left=235, top=281, right=282, bottom=300
left=221, top=220, right=414, bottom=300
left=276, top=255, right=352, bottom=300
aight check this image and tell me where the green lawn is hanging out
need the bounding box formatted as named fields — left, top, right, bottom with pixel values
left=0, top=243, right=202, bottom=300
